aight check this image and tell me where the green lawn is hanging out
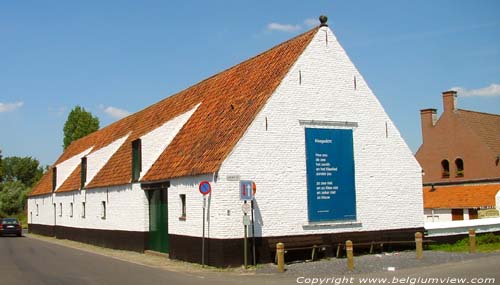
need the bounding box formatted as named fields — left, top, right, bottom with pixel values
left=429, top=233, right=500, bottom=253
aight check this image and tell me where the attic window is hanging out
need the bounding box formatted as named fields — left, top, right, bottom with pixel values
left=81, top=157, right=87, bottom=189
left=441, top=159, right=450, bottom=178
left=132, top=139, right=142, bottom=182
left=52, top=167, right=57, bottom=192
left=455, top=158, right=464, bottom=177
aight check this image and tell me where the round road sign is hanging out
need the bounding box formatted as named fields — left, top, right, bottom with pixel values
left=199, top=181, right=211, bottom=195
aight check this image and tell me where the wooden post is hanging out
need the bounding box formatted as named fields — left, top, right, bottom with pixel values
left=346, top=240, right=354, bottom=270
left=277, top=242, right=285, bottom=273
left=469, top=228, right=476, bottom=254
left=415, top=232, right=423, bottom=259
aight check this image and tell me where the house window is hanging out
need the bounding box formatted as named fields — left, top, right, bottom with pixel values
left=81, top=202, right=86, bottom=218
left=36, top=204, right=39, bottom=216
left=132, top=139, right=142, bottom=182
left=441, top=159, right=450, bottom=178
left=179, top=194, right=186, bottom=220
left=52, top=167, right=57, bottom=191
left=101, top=201, right=106, bottom=219
left=455, top=158, right=464, bottom=177
left=81, top=157, right=87, bottom=189
left=69, top=202, right=73, bottom=218
left=59, top=203, right=63, bottom=217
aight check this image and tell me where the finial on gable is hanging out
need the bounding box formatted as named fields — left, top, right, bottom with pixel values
left=319, top=15, right=328, bottom=27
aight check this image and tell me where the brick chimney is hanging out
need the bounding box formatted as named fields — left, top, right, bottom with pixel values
left=442, top=90, right=457, bottom=113
left=420, top=108, right=437, bottom=144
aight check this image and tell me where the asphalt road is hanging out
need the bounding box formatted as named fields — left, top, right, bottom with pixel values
left=1, top=234, right=499, bottom=285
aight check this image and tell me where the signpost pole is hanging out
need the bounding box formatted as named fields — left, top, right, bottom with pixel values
left=198, top=181, right=211, bottom=268
left=243, top=201, right=248, bottom=269
left=202, top=195, right=206, bottom=267
left=251, top=199, right=256, bottom=266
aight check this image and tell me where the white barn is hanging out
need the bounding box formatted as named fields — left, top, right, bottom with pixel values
left=28, top=17, right=423, bottom=266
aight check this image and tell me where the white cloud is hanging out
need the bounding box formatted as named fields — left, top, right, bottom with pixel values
left=100, top=105, right=130, bottom=119
left=304, top=18, right=318, bottom=27
left=0, top=101, right=24, bottom=113
left=267, top=22, right=302, bottom=33
left=451, top=83, right=500, bottom=97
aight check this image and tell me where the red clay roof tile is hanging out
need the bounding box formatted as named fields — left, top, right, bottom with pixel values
left=29, top=27, right=318, bottom=196
left=423, top=184, right=500, bottom=208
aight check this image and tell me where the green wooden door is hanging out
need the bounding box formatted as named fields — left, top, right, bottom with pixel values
left=148, top=189, right=169, bottom=253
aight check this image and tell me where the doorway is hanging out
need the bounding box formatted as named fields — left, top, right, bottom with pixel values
left=148, top=188, right=169, bottom=253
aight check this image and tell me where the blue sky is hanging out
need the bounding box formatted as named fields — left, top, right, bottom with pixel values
left=1, top=0, right=499, bottom=166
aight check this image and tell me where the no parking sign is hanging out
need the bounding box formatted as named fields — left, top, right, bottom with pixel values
left=199, top=181, right=211, bottom=195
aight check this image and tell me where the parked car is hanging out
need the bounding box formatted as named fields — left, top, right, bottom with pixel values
left=0, top=218, right=22, bottom=237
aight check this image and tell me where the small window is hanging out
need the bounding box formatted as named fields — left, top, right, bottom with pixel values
left=59, top=203, right=63, bottom=217
left=52, top=167, right=57, bottom=192
left=36, top=204, right=39, bottom=216
left=441, top=159, right=450, bottom=178
left=69, top=202, right=73, bottom=218
left=101, top=201, right=106, bottom=219
left=132, top=139, right=142, bottom=182
left=179, top=194, right=186, bottom=220
left=81, top=157, right=87, bottom=189
left=81, top=202, right=86, bottom=218
left=455, top=158, right=464, bottom=177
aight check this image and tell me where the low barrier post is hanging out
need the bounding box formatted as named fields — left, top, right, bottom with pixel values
left=415, top=232, right=423, bottom=259
left=277, top=242, right=285, bottom=273
left=469, top=228, right=476, bottom=254
left=346, top=240, right=354, bottom=270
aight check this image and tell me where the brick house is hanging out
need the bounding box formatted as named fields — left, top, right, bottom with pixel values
left=27, top=18, right=423, bottom=266
left=416, top=91, right=500, bottom=222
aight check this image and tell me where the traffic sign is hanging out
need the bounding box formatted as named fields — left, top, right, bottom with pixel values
left=199, top=181, right=211, bottom=195
left=240, top=180, right=255, bottom=201
left=242, top=203, right=251, bottom=214
left=243, top=215, right=251, bottom=226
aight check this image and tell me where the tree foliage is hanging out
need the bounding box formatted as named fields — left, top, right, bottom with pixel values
left=0, top=181, right=30, bottom=216
left=1, top=156, right=45, bottom=187
left=63, top=106, right=100, bottom=150
left=0, top=154, right=46, bottom=218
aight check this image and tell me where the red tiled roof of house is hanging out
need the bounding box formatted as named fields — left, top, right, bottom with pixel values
left=458, top=109, right=500, bottom=155
left=29, top=167, right=53, bottom=196
left=29, top=27, right=318, bottom=196
left=423, top=184, right=500, bottom=209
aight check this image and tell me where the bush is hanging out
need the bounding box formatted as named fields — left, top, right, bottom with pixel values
left=0, top=181, right=30, bottom=216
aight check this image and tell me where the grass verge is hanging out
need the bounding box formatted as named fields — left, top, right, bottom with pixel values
left=429, top=233, right=500, bottom=253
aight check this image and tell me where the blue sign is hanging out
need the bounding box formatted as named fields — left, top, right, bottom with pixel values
left=240, top=180, right=255, bottom=201
left=305, top=128, right=356, bottom=222
left=199, top=181, right=211, bottom=195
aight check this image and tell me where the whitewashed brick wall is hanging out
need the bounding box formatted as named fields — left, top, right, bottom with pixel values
left=139, top=104, right=200, bottom=179
left=169, top=26, right=423, bottom=239
left=28, top=184, right=149, bottom=232
left=55, top=148, right=92, bottom=190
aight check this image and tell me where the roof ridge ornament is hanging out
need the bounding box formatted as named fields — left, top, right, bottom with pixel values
left=319, top=15, right=328, bottom=27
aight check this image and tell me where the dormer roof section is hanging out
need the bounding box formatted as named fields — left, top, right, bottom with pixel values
left=54, top=147, right=93, bottom=191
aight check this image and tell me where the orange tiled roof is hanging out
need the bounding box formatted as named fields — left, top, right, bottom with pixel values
left=29, top=27, right=318, bottom=196
left=423, top=183, right=500, bottom=209
left=458, top=109, right=500, bottom=155
left=29, top=167, right=53, bottom=196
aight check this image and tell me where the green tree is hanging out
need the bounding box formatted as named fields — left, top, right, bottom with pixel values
left=63, top=106, right=99, bottom=150
left=0, top=181, right=30, bottom=216
left=1, top=156, right=44, bottom=187
left=0, top=148, right=3, bottom=182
